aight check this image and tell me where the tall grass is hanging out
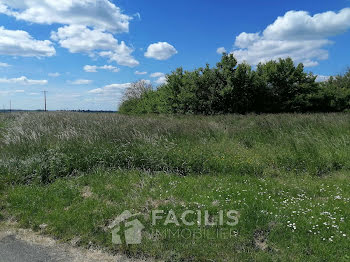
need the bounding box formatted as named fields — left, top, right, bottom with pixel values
left=1, top=112, right=350, bottom=186
left=1, top=112, right=350, bottom=261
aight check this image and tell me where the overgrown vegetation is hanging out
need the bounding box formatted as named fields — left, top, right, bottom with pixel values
left=1, top=113, right=350, bottom=186
left=1, top=113, right=350, bottom=261
left=119, top=55, right=350, bottom=114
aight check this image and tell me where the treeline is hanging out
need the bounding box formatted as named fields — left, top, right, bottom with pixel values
left=119, top=54, right=350, bottom=114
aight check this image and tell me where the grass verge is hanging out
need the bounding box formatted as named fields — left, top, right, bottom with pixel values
left=2, top=168, right=350, bottom=261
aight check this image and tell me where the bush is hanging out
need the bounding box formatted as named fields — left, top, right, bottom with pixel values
left=119, top=55, right=350, bottom=114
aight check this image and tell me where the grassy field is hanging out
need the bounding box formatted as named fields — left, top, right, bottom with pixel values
left=0, top=112, right=350, bottom=261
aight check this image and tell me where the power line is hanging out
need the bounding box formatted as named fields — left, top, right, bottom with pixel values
left=41, top=91, right=48, bottom=112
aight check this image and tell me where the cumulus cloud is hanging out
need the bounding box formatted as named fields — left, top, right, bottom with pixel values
left=48, top=72, right=60, bottom=77
left=68, top=79, right=93, bottom=85
left=154, top=76, right=167, bottom=85
left=0, top=0, right=132, bottom=33
left=135, top=71, right=147, bottom=75
left=51, top=25, right=138, bottom=67
left=233, top=38, right=330, bottom=66
left=99, top=41, right=139, bottom=67
left=88, top=83, right=131, bottom=95
left=0, top=26, right=55, bottom=57
left=216, top=47, right=227, bottom=54
left=0, top=1, right=139, bottom=67
left=234, top=33, right=261, bottom=49
left=51, top=25, right=117, bottom=53
left=145, top=42, right=178, bottom=60
left=150, top=72, right=166, bottom=85
left=84, top=65, right=119, bottom=73
left=263, top=9, right=350, bottom=40
left=0, top=76, right=48, bottom=85
left=231, top=8, right=350, bottom=67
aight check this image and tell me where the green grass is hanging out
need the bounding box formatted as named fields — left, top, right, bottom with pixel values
left=1, top=112, right=350, bottom=261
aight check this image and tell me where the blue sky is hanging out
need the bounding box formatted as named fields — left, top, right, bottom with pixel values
left=0, top=0, right=350, bottom=111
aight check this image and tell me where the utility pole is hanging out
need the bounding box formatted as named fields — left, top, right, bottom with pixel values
left=9, top=100, right=11, bottom=112
left=42, top=91, right=48, bottom=112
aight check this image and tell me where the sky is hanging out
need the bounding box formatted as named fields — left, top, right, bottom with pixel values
left=0, top=0, right=350, bottom=111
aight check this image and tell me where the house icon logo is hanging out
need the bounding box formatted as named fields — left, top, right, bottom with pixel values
left=109, top=210, right=145, bottom=245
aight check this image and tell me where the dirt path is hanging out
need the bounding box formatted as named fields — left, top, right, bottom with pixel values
left=0, top=223, right=151, bottom=262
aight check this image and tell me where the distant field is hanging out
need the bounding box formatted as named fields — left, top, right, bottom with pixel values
left=1, top=112, right=350, bottom=261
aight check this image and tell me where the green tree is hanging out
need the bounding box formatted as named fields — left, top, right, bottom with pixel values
left=118, top=55, right=347, bottom=115
left=255, top=58, right=317, bottom=112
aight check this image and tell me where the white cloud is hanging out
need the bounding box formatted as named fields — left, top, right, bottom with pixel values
left=1, top=1, right=138, bottom=68
left=99, top=41, right=139, bottom=67
left=143, top=79, right=151, bottom=85
left=84, top=65, right=119, bottom=73
left=84, top=65, right=98, bottom=73
left=231, top=8, right=350, bottom=67
left=216, top=47, right=227, bottom=54
left=0, top=26, right=55, bottom=57
left=263, top=9, right=350, bottom=40
left=149, top=72, right=166, bottom=85
left=0, top=0, right=132, bottom=33
left=233, top=39, right=330, bottom=67
left=51, top=25, right=139, bottom=67
left=51, top=25, right=117, bottom=53
left=99, top=65, right=119, bottom=72
left=0, top=62, right=10, bottom=67
left=88, top=83, right=131, bottom=95
left=0, top=76, right=48, bottom=85
left=0, top=89, right=26, bottom=95
left=154, top=76, right=167, bottom=85
left=316, top=75, right=331, bottom=82
left=234, top=33, right=261, bottom=48
left=145, top=42, right=178, bottom=60
left=48, top=72, right=60, bottom=77
left=150, top=72, right=165, bottom=78
left=68, top=79, right=92, bottom=85
left=135, top=71, right=147, bottom=75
